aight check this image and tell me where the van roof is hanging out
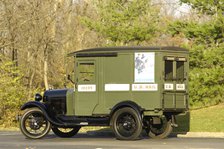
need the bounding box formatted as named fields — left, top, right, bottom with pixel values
left=68, top=46, right=188, bottom=57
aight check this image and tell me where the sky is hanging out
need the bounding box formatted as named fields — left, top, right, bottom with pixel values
left=174, top=0, right=191, bottom=17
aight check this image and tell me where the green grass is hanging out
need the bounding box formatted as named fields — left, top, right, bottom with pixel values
left=190, top=103, right=224, bottom=132
left=0, top=127, right=19, bottom=131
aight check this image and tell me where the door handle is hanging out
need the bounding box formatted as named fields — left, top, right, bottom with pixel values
left=75, top=78, right=78, bottom=89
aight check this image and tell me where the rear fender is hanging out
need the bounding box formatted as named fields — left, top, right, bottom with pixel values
left=110, top=101, right=143, bottom=126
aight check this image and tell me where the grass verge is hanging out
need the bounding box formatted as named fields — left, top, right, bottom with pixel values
left=190, top=103, right=224, bottom=132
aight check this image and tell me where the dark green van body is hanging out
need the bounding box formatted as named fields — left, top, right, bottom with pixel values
left=20, top=46, right=190, bottom=140
left=66, top=46, right=189, bottom=117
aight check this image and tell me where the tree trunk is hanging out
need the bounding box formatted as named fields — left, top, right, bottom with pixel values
left=44, top=57, right=49, bottom=90
left=12, top=48, right=18, bottom=67
left=28, top=70, right=35, bottom=99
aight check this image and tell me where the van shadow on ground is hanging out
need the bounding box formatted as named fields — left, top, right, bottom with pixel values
left=44, top=127, right=187, bottom=140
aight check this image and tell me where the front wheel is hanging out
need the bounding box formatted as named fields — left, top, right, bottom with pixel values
left=52, top=126, right=81, bottom=138
left=111, top=107, right=142, bottom=140
left=147, top=116, right=173, bottom=139
left=19, top=108, right=51, bottom=139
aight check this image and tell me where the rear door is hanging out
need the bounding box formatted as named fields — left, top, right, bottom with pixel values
left=163, top=56, right=188, bottom=110
left=74, top=59, right=98, bottom=116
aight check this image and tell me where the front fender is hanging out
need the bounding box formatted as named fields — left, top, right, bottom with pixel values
left=20, top=101, right=49, bottom=121
left=21, top=101, right=47, bottom=111
left=20, top=101, right=64, bottom=127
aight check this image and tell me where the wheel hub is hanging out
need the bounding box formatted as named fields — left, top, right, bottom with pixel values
left=29, top=117, right=43, bottom=130
left=123, top=121, right=132, bottom=130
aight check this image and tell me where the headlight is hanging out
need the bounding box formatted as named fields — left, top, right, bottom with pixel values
left=34, top=93, right=42, bottom=101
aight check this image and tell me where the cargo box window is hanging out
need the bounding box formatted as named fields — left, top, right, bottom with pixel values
left=176, top=61, right=184, bottom=80
left=79, top=62, right=95, bottom=82
left=165, top=60, right=173, bottom=80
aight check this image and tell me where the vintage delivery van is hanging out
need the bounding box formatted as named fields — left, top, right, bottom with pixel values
left=19, top=46, right=189, bottom=140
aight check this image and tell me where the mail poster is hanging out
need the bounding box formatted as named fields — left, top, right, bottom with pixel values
left=134, top=52, right=155, bottom=83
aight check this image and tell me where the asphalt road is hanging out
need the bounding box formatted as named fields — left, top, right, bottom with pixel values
left=0, top=131, right=224, bottom=149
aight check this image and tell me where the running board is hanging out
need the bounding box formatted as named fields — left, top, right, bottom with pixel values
left=53, top=116, right=110, bottom=127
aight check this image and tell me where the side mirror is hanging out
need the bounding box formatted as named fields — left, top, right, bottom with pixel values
left=67, top=75, right=74, bottom=84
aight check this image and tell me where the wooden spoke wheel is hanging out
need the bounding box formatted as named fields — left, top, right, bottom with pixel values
left=147, top=116, right=173, bottom=139
left=52, top=126, right=81, bottom=138
left=20, top=108, right=51, bottom=139
left=112, top=107, right=142, bottom=140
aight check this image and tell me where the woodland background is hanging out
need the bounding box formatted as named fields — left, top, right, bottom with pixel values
left=0, top=0, right=223, bottom=127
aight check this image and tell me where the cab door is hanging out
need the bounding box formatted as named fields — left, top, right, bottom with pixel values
left=74, top=59, right=98, bottom=116
left=163, top=56, right=188, bottom=110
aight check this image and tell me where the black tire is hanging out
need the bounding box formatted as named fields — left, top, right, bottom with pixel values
left=112, top=107, right=142, bottom=140
left=147, top=116, right=173, bottom=139
left=19, top=108, right=51, bottom=139
left=52, top=126, right=81, bottom=138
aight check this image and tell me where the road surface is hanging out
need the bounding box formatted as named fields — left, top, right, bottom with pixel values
left=0, top=131, right=223, bottom=149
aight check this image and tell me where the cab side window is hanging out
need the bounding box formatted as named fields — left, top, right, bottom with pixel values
left=165, top=60, right=173, bottom=80
left=176, top=61, right=184, bottom=80
left=78, top=62, right=95, bottom=82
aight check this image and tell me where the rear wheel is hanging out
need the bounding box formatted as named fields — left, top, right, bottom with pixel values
left=147, top=116, right=173, bottom=139
left=112, top=107, right=142, bottom=140
left=52, top=126, right=81, bottom=138
left=20, top=108, right=51, bottom=139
